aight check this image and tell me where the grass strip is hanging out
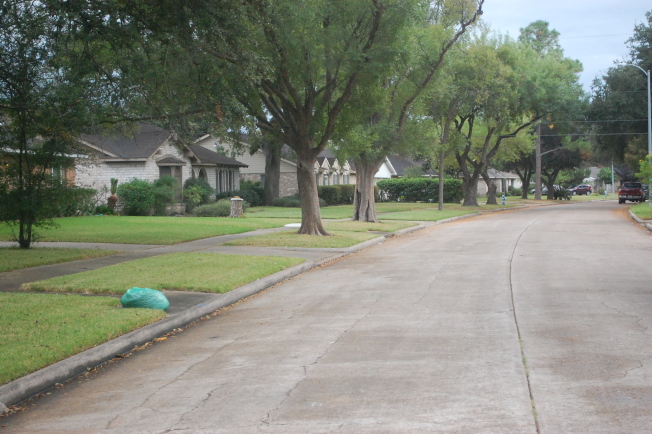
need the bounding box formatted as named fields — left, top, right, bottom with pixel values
left=323, top=220, right=417, bottom=233
left=630, top=203, right=652, bottom=220
left=0, top=247, right=120, bottom=273
left=22, top=253, right=305, bottom=294
left=0, top=292, right=165, bottom=385
left=378, top=208, right=479, bottom=221
left=0, top=216, right=298, bottom=245
left=223, top=230, right=380, bottom=248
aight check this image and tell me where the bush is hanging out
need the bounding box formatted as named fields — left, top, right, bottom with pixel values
left=57, top=187, right=97, bottom=216
left=215, top=180, right=264, bottom=207
left=508, top=187, right=522, bottom=197
left=183, top=177, right=215, bottom=212
left=194, top=198, right=250, bottom=217
left=94, top=205, right=115, bottom=215
left=318, top=185, right=342, bottom=205
left=271, top=194, right=327, bottom=208
left=340, top=184, right=355, bottom=204
left=152, top=177, right=177, bottom=216
left=376, top=178, right=463, bottom=203
left=117, top=179, right=155, bottom=216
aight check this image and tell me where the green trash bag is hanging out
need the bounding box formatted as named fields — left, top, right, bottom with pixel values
left=120, top=287, right=169, bottom=311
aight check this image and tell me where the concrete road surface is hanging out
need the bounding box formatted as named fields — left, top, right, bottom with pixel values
left=3, top=201, right=651, bottom=433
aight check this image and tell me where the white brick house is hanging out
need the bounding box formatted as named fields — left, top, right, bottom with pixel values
left=75, top=123, right=247, bottom=204
left=198, top=136, right=357, bottom=197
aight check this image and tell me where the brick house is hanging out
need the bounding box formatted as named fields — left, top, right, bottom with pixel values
left=75, top=123, right=247, bottom=204
left=196, top=136, right=356, bottom=197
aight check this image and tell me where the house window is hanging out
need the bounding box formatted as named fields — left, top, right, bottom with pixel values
left=323, top=174, right=329, bottom=186
left=333, top=173, right=339, bottom=185
left=344, top=173, right=350, bottom=184
left=315, top=173, right=320, bottom=186
left=199, top=168, right=207, bottom=180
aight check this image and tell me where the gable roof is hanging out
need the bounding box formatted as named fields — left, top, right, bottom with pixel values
left=386, top=155, right=437, bottom=177
left=187, top=144, right=248, bottom=168
left=80, top=123, right=172, bottom=160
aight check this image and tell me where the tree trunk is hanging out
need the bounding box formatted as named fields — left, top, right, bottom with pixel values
left=262, top=141, right=281, bottom=205
left=461, top=172, right=480, bottom=206
left=482, top=171, right=497, bottom=205
left=352, top=158, right=383, bottom=222
left=296, top=154, right=330, bottom=236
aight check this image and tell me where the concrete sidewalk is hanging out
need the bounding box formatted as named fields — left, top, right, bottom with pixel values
left=0, top=220, right=437, bottom=411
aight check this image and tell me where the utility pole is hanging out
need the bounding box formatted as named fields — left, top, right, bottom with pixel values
left=617, top=63, right=651, bottom=205
left=535, top=122, right=541, bottom=200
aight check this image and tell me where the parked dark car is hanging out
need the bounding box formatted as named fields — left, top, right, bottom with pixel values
left=618, top=182, right=646, bottom=204
left=568, top=184, right=592, bottom=195
left=530, top=185, right=564, bottom=196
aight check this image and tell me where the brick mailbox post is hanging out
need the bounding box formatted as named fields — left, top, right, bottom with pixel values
left=230, top=197, right=244, bottom=218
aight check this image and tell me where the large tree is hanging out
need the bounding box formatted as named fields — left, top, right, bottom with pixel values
left=187, top=0, right=419, bottom=235
left=335, top=0, right=484, bottom=222
left=588, top=10, right=651, bottom=167
left=0, top=1, right=107, bottom=248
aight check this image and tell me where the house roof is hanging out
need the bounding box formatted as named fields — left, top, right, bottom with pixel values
left=187, top=144, right=248, bottom=168
left=386, top=155, right=437, bottom=177
left=486, top=169, right=519, bottom=179
left=80, top=123, right=172, bottom=160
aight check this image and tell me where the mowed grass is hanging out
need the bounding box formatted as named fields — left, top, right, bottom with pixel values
left=22, top=253, right=305, bottom=294
left=0, top=292, right=165, bottom=385
left=223, top=220, right=417, bottom=248
left=0, top=216, right=298, bottom=245
left=246, top=202, right=439, bottom=219
left=630, top=202, right=652, bottom=220
left=223, top=230, right=380, bottom=248
left=0, top=248, right=120, bottom=272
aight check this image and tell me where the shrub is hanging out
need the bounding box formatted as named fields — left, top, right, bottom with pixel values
left=194, top=198, right=250, bottom=217
left=376, top=178, right=463, bottom=203
left=271, top=194, right=327, bottom=208
left=117, top=179, right=155, bottom=216
left=340, top=184, right=355, bottom=204
left=215, top=180, right=264, bottom=207
left=183, top=177, right=215, bottom=211
left=152, top=177, right=177, bottom=216
left=94, top=205, right=115, bottom=215
left=57, top=187, right=97, bottom=216
left=318, top=185, right=342, bottom=205
left=508, top=187, right=522, bottom=197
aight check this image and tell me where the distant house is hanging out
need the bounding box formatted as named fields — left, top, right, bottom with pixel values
left=477, top=169, right=522, bottom=195
left=373, top=154, right=437, bottom=182
left=197, top=136, right=356, bottom=197
left=75, top=123, right=247, bottom=204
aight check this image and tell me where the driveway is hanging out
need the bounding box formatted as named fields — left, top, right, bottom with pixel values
left=3, top=201, right=651, bottom=432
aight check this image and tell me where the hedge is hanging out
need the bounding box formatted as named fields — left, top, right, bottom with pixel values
left=376, top=178, right=463, bottom=203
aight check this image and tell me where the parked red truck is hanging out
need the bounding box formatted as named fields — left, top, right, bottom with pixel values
left=618, top=182, right=646, bottom=204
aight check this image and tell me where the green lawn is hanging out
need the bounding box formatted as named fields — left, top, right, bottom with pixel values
left=22, top=253, right=305, bottom=294
left=630, top=203, right=652, bottom=220
left=0, top=247, right=120, bottom=272
left=0, top=292, right=165, bottom=385
left=223, top=230, right=381, bottom=248
left=0, top=216, right=298, bottom=245
left=223, top=220, right=417, bottom=248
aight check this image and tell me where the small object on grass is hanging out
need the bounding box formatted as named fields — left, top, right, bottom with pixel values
left=120, top=287, right=169, bottom=311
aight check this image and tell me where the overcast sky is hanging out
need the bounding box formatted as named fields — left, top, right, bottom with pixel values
left=480, top=0, right=651, bottom=92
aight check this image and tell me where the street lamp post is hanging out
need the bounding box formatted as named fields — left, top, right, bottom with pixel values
left=618, top=63, right=652, bottom=205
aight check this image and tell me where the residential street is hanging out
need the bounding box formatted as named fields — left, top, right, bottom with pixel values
left=3, top=201, right=652, bottom=433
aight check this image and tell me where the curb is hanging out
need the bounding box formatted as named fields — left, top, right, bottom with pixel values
left=0, top=210, right=513, bottom=411
left=628, top=209, right=652, bottom=231
left=0, top=260, right=316, bottom=411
